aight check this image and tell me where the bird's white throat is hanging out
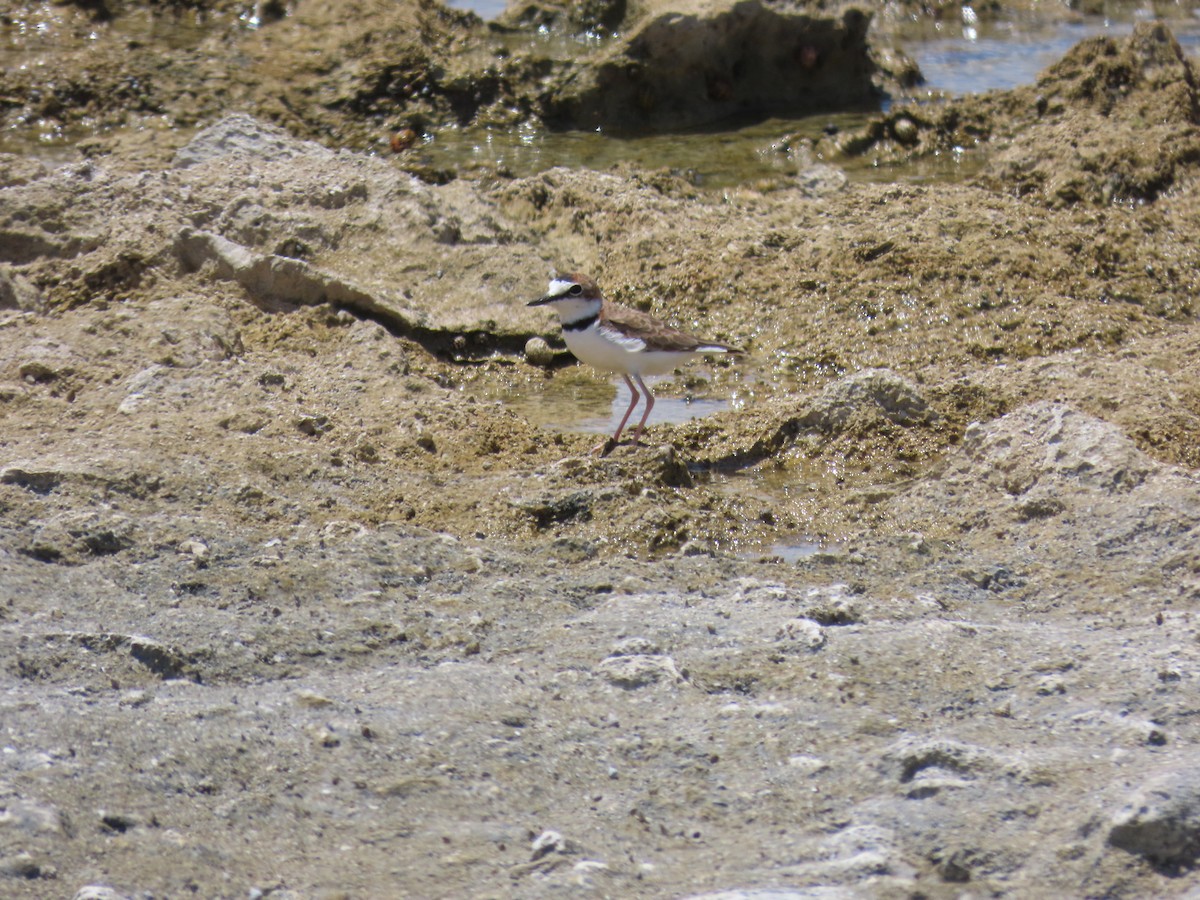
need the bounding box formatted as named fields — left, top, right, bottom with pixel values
left=551, top=296, right=603, bottom=326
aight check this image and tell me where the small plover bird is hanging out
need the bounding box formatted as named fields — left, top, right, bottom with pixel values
left=528, top=273, right=743, bottom=451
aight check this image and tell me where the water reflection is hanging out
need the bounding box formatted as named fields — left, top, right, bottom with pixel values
left=500, top=373, right=731, bottom=435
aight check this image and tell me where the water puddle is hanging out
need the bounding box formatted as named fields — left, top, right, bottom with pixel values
left=707, top=459, right=859, bottom=560
left=767, top=537, right=842, bottom=564
left=897, top=7, right=1200, bottom=96
left=411, top=110, right=905, bottom=189
left=497, top=370, right=734, bottom=435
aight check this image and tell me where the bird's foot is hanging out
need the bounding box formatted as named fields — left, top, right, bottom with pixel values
left=595, top=435, right=649, bottom=457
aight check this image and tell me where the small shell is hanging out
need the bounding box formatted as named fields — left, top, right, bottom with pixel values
left=390, top=128, right=418, bottom=152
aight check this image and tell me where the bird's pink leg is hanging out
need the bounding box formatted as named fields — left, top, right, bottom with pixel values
left=611, top=374, right=641, bottom=444
left=629, top=374, right=655, bottom=445
left=596, top=374, right=641, bottom=455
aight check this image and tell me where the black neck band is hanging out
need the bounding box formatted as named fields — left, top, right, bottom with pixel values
left=562, top=313, right=600, bottom=333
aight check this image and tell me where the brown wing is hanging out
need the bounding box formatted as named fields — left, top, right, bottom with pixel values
left=601, top=302, right=742, bottom=354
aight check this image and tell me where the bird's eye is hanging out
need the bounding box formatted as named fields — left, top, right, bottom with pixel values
left=568, top=284, right=583, bottom=296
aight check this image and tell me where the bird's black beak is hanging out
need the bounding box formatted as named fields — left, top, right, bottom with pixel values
left=527, top=294, right=554, bottom=307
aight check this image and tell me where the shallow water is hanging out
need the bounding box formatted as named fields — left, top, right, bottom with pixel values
left=766, top=538, right=838, bottom=563
left=897, top=8, right=1200, bottom=95
left=410, top=111, right=915, bottom=190
left=497, top=371, right=733, bottom=435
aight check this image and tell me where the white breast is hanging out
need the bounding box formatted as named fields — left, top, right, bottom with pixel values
left=565, top=323, right=697, bottom=376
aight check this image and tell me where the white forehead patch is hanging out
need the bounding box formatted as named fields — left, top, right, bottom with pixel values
left=548, top=278, right=577, bottom=297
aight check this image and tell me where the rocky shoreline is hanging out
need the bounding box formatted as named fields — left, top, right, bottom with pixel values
left=3, top=2, right=1200, bottom=897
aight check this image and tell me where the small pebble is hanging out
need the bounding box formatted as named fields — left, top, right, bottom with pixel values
left=892, top=116, right=919, bottom=144
left=294, top=689, right=334, bottom=708
left=177, top=539, right=209, bottom=562
left=524, top=336, right=556, bottom=368
left=390, top=128, right=419, bottom=152
left=531, top=830, right=566, bottom=859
